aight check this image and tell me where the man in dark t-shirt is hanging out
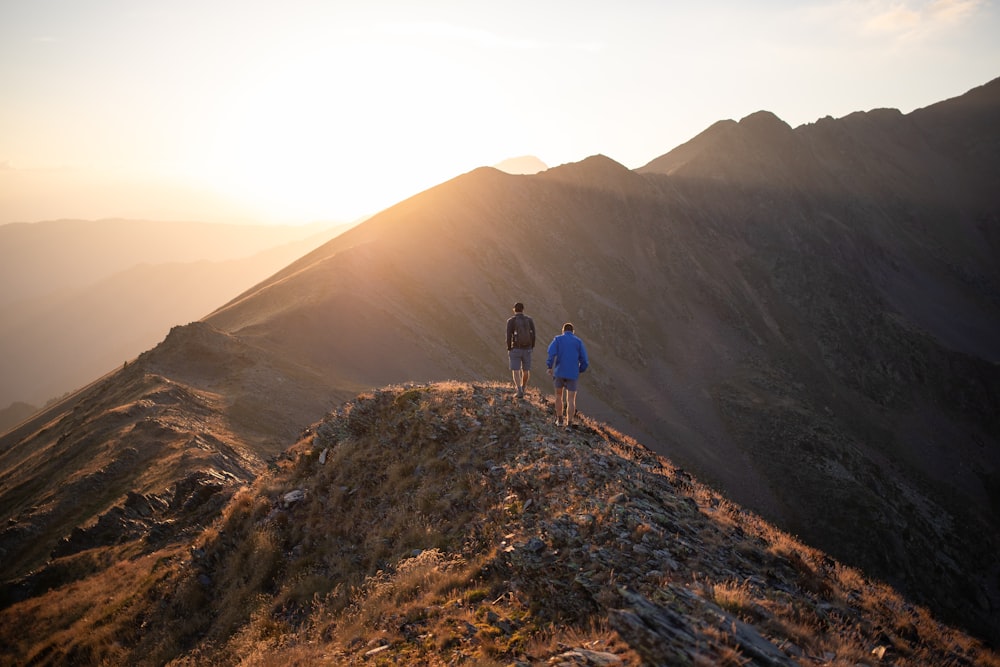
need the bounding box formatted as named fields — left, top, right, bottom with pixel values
left=506, top=301, right=536, bottom=398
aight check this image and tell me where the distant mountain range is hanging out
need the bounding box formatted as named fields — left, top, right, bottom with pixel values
left=0, top=77, right=997, bottom=659
left=0, top=218, right=355, bottom=417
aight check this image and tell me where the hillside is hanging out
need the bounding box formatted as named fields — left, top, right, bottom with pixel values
left=196, top=80, right=1000, bottom=644
left=1, top=382, right=996, bottom=666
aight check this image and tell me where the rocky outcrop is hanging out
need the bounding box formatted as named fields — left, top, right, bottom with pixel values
left=0, top=470, right=240, bottom=610
left=50, top=469, right=238, bottom=559
left=50, top=491, right=171, bottom=558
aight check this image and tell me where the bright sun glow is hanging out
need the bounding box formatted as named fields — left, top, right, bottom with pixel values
left=190, top=35, right=514, bottom=221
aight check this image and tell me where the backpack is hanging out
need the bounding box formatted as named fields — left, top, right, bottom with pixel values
left=513, top=315, right=533, bottom=348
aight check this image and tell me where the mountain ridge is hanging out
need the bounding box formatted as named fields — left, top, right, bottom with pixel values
left=1, top=77, right=998, bottom=655
left=199, top=79, right=1000, bottom=645
left=2, top=382, right=996, bottom=665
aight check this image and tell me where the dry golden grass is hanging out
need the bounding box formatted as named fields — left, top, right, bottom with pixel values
left=2, top=546, right=184, bottom=666
left=116, top=382, right=639, bottom=665
left=3, top=381, right=997, bottom=667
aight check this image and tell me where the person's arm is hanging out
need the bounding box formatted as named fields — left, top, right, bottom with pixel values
left=546, top=338, right=557, bottom=372
left=529, top=317, right=536, bottom=348
left=578, top=340, right=589, bottom=373
left=506, top=319, right=514, bottom=350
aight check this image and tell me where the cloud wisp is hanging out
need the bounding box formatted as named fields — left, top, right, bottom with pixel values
left=803, top=0, right=986, bottom=43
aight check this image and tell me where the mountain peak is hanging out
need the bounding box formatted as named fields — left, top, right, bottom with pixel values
left=737, top=110, right=794, bottom=139
left=492, top=155, right=548, bottom=175
left=6, top=381, right=991, bottom=664
left=637, top=119, right=738, bottom=175
left=639, top=109, right=801, bottom=181
left=539, top=154, right=640, bottom=191
left=547, top=153, right=629, bottom=174
left=739, top=109, right=789, bottom=126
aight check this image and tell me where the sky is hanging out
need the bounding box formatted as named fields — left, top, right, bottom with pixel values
left=1, top=0, right=998, bottom=225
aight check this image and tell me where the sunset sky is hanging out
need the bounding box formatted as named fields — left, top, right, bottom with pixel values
left=2, top=0, right=998, bottom=224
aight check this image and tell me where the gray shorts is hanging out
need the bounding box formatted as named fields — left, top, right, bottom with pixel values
left=509, top=348, right=532, bottom=371
left=553, top=376, right=579, bottom=391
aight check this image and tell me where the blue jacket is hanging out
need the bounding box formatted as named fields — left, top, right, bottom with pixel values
left=546, top=331, right=589, bottom=380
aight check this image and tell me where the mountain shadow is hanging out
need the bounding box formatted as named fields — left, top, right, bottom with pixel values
left=1, top=382, right=997, bottom=665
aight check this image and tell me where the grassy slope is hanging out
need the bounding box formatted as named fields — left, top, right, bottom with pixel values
left=1, top=382, right=995, bottom=666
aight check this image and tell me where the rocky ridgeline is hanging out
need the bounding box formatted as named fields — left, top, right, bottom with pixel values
left=0, top=360, right=263, bottom=608
left=166, top=382, right=995, bottom=666
left=0, top=469, right=240, bottom=610
left=50, top=469, right=239, bottom=559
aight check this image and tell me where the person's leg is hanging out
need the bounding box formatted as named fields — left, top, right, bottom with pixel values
left=520, top=350, right=532, bottom=395
left=565, top=389, right=577, bottom=425
left=554, top=385, right=565, bottom=423
left=509, top=350, right=523, bottom=393
left=565, top=380, right=577, bottom=426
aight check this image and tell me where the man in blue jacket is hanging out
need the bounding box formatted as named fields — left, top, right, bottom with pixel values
left=546, top=322, right=589, bottom=429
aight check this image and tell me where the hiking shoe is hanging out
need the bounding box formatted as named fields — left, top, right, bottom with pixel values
left=555, top=417, right=564, bottom=427
left=517, top=387, right=525, bottom=398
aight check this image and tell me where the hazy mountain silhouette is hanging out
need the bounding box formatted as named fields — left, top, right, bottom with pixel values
left=493, top=154, right=548, bottom=174
left=0, top=403, right=35, bottom=434
left=0, top=77, right=998, bottom=657
left=0, top=218, right=343, bottom=307
left=0, top=219, right=354, bottom=415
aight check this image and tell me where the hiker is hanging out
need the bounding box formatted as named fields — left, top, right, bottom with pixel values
left=546, top=322, right=589, bottom=428
left=506, top=302, right=536, bottom=398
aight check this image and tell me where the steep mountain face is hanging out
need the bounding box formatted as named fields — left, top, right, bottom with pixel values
left=1, top=78, right=997, bottom=651
left=2, top=383, right=996, bottom=665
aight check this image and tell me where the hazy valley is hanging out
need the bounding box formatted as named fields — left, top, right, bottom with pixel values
left=0, top=78, right=998, bottom=664
left=0, top=218, right=354, bottom=422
